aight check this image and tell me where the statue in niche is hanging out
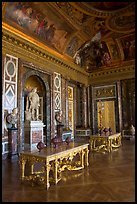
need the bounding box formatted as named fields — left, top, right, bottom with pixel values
left=25, top=87, right=40, bottom=121
left=73, top=51, right=82, bottom=66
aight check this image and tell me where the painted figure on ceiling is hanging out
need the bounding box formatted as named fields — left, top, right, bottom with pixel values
left=128, top=40, right=135, bottom=59
left=36, top=17, right=48, bottom=36
left=73, top=51, right=83, bottom=67
left=45, top=24, right=56, bottom=43
left=102, top=51, right=111, bottom=66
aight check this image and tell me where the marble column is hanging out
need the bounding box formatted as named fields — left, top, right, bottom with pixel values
left=87, top=86, right=91, bottom=128
left=117, top=81, right=123, bottom=132
left=91, top=86, right=96, bottom=135
left=82, top=85, right=88, bottom=128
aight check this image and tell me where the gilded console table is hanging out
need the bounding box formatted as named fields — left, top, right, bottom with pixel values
left=19, top=142, right=89, bottom=189
left=89, top=133, right=122, bottom=152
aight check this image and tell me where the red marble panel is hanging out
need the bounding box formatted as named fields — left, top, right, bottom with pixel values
left=32, top=130, right=42, bottom=143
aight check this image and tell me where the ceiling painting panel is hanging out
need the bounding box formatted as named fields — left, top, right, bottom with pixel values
left=120, top=35, right=135, bottom=61
left=107, top=40, right=121, bottom=62
left=4, top=2, right=74, bottom=53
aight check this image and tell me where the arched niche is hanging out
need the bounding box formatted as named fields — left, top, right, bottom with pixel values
left=21, top=69, right=51, bottom=147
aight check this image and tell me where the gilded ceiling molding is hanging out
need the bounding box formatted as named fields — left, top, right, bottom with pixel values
left=70, top=2, right=135, bottom=18
left=51, top=2, right=92, bottom=41
left=106, top=14, right=135, bottom=34
left=2, top=2, right=7, bottom=19
left=50, top=2, right=81, bottom=30
left=89, top=64, right=135, bottom=85
left=2, top=22, right=67, bottom=60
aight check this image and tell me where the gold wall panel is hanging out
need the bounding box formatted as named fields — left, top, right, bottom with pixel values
left=97, top=101, right=116, bottom=133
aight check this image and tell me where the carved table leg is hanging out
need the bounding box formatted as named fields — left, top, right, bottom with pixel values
left=20, top=158, right=26, bottom=180
left=93, top=139, right=96, bottom=149
left=90, top=139, right=93, bottom=150
left=110, top=139, right=113, bottom=152
left=54, top=159, right=59, bottom=184
left=85, top=147, right=89, bottom=166
left=80, top=150, right=84, bottom=168
left=30, top=163, right=34, bottom=174
left=44, top=161, right=50, bottom=190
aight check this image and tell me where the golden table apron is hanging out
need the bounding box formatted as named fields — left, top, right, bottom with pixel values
left=89, top=133, right=122, bottom=152
left=19, top=142, right=89, bottom=189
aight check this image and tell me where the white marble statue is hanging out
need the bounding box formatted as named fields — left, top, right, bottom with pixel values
left=129, top=124, right=135, bottom=136
left=25, top=87, right=40, bottom=121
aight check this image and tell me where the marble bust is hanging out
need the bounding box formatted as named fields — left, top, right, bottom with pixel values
left=6, top=108, right=18, bottom=128
left=55, top=110, right=63, bottom=125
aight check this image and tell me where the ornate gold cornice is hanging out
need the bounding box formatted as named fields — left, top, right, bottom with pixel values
left=89, top=63, right=135, bottom=85
left=2, top=22, right=72, bottom=63
left=70, top=2, right=135, bottom=17
left=2, top=2, right=7, bottom=19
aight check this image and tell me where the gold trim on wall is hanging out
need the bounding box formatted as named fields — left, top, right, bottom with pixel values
left=89, top=63, right=135, bottom=85
left=2, top=22, right=65, bottom=59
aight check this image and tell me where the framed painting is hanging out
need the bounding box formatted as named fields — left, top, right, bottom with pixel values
left=107, top=40, right=120, bottom=61
left=120, top=35, right=135, bottom=60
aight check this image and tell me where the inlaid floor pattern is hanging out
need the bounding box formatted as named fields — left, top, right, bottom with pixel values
left=2, top=138, right=135, bottom=202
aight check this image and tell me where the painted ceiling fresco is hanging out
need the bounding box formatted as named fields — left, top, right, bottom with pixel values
left=3, top=2, right=135, bottom=73
left=4, top=2, right=74, bottom=53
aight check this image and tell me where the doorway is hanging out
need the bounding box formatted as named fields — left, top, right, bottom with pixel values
left=97, top=100, right=116, bottom=133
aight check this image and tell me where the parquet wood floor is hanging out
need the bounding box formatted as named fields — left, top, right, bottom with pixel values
left=2, top=138, right=135, bottom=202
